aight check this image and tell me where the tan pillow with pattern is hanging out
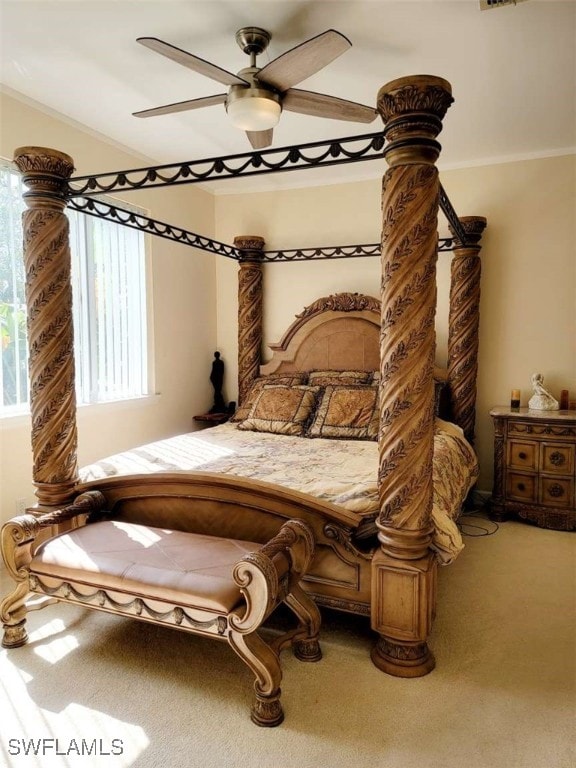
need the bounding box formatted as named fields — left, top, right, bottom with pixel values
left=237, top=385, right=320, bottom=436
left=231, top=374, right=308, bottom=422
left=307, top=384, right=379, bottom=440
left=308, top=370, right=371, bottom=387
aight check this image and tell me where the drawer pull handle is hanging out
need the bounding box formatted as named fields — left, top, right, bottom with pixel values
left=549, top=451, right=566, bottom=467
left=518, top=452, right=527, bottom=460
left=548, top=484, right=565, bottom=498
left=517, top=483, right=526, bottom=492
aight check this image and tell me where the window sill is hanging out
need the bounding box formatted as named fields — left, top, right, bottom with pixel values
left=0, top=409, right=31, bottom=429
left=78, top=393, right=161, bottom=417
left=1, top=394, right=161, bottom=429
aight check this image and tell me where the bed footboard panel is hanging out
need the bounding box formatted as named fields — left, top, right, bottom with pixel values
left=76, top=474, right=373, bottom=613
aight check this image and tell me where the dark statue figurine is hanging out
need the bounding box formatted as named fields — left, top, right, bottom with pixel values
left=209, top=351, right=226, bottom=414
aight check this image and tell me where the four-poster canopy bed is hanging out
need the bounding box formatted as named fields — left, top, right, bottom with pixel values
left=1, top=74, right=487, bottom=681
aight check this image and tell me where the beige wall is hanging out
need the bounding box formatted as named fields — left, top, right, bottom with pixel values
left=214, top=175, right=452, bottom=374
left=215, top=154, right=576, bottom=493
left=0, top=91, right=218, bottom=522
left=444, top=155, right=575, bottom=491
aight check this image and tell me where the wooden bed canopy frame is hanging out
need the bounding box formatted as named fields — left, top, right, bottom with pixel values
left=6, top=74, right=486, bottom=677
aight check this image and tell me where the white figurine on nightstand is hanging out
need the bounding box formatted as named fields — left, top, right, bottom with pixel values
left=528, top=373, right=559, bottom=411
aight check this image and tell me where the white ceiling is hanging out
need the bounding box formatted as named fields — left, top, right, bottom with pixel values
left=1, top=0, right=574, bottom=194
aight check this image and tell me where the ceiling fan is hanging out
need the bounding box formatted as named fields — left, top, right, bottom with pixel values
left=133, top=28, right=377, bottom=149
left=479, top=0, right=529, bottom=8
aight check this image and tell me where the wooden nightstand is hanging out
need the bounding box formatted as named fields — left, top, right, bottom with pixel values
left=193, top=413, right=230, bottom=427
left=490, top=407, right=576, bottom=531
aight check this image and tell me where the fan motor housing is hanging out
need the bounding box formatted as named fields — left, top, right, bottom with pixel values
left=235, top=27, right=271, bottom=56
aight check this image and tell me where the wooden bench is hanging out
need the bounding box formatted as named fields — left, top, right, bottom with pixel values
left=0, top=491, right=322, bottom=727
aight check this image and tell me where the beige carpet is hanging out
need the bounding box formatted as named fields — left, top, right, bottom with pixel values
left=0, top=516, right=574, bottom=768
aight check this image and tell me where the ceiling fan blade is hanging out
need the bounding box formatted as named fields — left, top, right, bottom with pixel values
left=137, top=37, right=249, bottom=87
left=246, top=129, right=274, bottom=149
left=282, top=88, right=377, bottom=123
left=133, top=93, right=227, bottom=118
left=257, top=30, right=351, bottom=92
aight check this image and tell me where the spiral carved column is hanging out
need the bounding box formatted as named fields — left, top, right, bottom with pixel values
left=447, top=216, right=487, bottom=444
left=370, top=76, right=454, bottom=677
left=13, top=146, right=79, bottom=507
left=489, top=413, right=506, bottom=521
left=235, top=236, right=265, bottom=406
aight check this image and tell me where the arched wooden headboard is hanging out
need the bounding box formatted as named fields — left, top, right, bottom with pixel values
left=260, top=293, right=382, bottom=375
left=259, top=292, right=449, bottom=415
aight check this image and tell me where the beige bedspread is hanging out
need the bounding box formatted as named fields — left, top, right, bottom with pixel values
left=80, top=419, right=478, bottom=565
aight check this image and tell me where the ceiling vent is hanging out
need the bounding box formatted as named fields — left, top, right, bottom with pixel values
left=480, top=0, right=529, bottom=9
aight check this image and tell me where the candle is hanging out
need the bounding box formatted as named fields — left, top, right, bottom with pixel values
left=560, top=390, right=569, bottom=410
left=511, top=389, right=521, bottom=409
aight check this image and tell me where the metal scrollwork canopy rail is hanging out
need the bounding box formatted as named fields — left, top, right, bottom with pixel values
left=68, top=197, right=453, bottom=262
left=68, top=197, right=242, bottom=259
left=66, top=132, right=387, bottom=197
left=68, top=197, right=454, bottom=262
left=59, top=132, right=470, bottom=260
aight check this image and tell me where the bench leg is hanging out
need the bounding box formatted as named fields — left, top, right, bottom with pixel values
left=1, top=582, right=30, bottom=648
left=228, top=629, right=284, bottom=727
left=285, top=584, right=322, bottom=662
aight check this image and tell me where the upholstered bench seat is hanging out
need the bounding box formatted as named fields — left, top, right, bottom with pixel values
left=1, top=492, right=322, bottom=726
left=30, top=521, right=273, bottom=614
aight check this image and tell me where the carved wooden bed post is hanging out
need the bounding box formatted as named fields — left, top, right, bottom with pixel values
left=13, top=147, right=79, bottom=508
left=235, top=236, right=265, bottom=406
left=371, top=76, right=454, bottom=677
left=447, top=216, right=487, bottom=444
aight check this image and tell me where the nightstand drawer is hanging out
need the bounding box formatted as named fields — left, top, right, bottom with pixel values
left=541, top=443, right=574, bottom=474
left=506, top=472, right=537, bottom=503
left=507, top=440, right=537, bottom=471
left=539, top=477, right=574, bottom=508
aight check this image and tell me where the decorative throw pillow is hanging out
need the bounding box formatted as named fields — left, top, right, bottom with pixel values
left=231, top=373, right=308, bottom=422
left=308, top=369, right=371, bottom=387
left=307, top=384, right=379, bottom=440
left=237, top=385, right=321, bottom=436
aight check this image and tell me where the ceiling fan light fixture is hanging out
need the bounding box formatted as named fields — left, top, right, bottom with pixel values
left=226, top=88, right=281, bottom=131
left=135, top=28, right=374, bottom=146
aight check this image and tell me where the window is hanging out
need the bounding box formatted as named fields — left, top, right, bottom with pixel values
left=69, top=206, right=149, bottom=404
left=0, top=161, right=149, bottom=414
left=0, top=164, right=28, bottom=410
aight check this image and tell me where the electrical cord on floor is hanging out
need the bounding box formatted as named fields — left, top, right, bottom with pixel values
left=457, top=507, right=500, bottom=537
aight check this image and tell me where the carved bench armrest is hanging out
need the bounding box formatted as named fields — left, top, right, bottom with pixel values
left=1, top=491, right=106, bottom=581
left=33, top=491, right=107, bottom=528
left=230, top=519, right=315, bottom=634
left=257, top=519, right=315, bottom=576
